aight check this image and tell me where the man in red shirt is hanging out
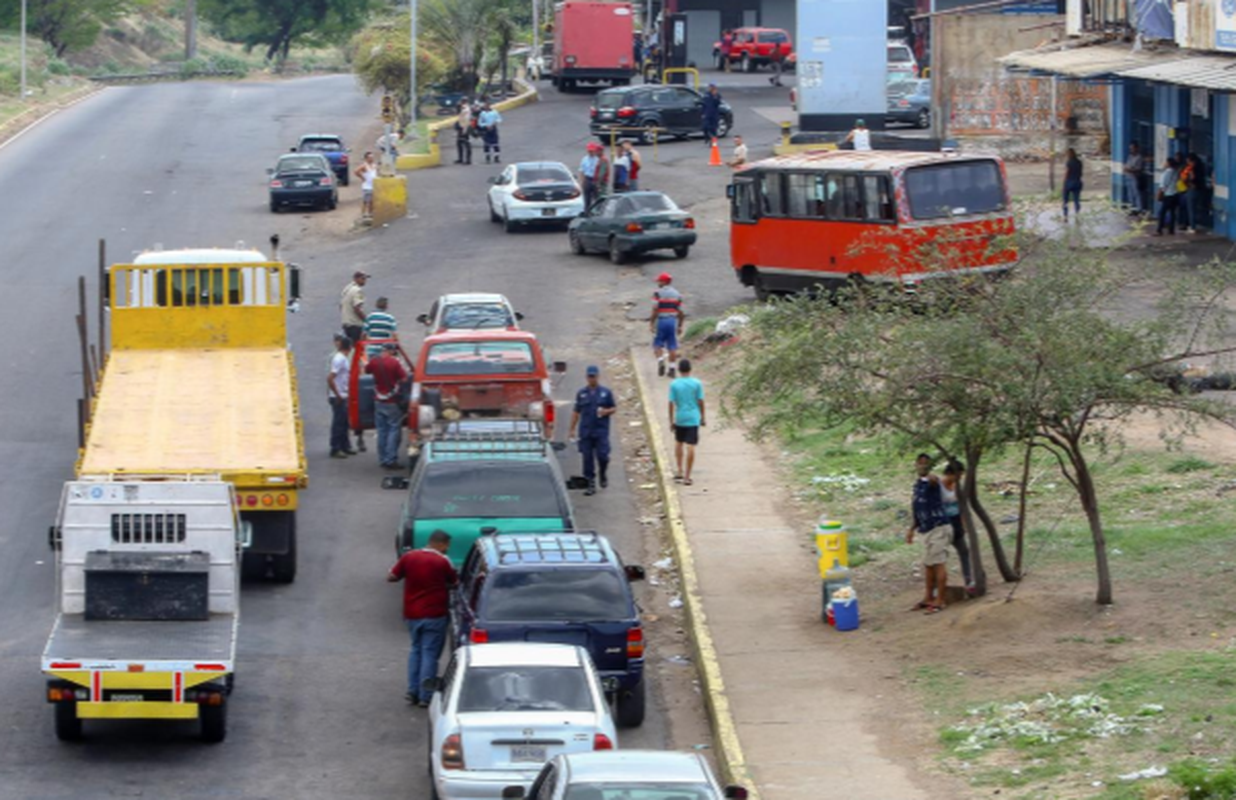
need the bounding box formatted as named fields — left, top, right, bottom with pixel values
left=388, top=530, right=458, bottom=705
left=365, top=342, right=410, bottom=469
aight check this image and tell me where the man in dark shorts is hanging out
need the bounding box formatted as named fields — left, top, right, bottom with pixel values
left=668, top=359, right=705, bottom=486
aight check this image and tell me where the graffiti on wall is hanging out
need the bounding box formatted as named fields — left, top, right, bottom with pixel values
left=948, top=77, right=1108, bottom=135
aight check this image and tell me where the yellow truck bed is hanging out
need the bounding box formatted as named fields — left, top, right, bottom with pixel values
left=79, top=348, right=302, bottom=476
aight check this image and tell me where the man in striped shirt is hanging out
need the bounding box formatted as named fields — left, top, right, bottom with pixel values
left=364, top=297, right=399, bottom=358
left=649, top=272, right=685, bottom=378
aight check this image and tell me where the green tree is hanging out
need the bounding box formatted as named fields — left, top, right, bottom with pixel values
left=418, top=0, right=488, bottom=92
left=724, top=230, right=1236, bottom=605
left=198, top=0, right=373, bottom=64
left=349, top=13, right=445, bottom=124
left=0, top=0, right=130, bottom=56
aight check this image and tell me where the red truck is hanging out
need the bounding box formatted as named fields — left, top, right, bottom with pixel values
left=552, top=1, right=637, bottom=92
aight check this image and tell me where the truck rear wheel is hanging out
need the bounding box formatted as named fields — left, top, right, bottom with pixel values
left=200, top=702, right=227, bottom=743
left=54, top=702, right=83, bottom=741
left=241, top=511, right=297, bottom=583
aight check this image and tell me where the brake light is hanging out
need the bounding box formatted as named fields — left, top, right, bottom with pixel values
left=269, top=180, right=283, bottom=188
left=616, top=106, right=636, bottom=119
left=589, top=107, right=597, bottom=118
left=898, top=99, right=910, bottom=107
left=627, top=626, right=645, bottom=659
left=441, top=734, right=465, bottom=769
left=245, top=495, right=258, bottom=507
left=277, top=493, right=290, bottom=506
left=625, top=222, right=643, bottom=233
left=470, top=628, right=489, bottom=644
left=320, top=176, right=333, bottom=186
left=684, top=218, right=695, bottom=229
left=194, top=663, right=228, bottom=671
left=544, top=399, right=556, bottom=425
left=49, top=662, right=81, bottom=670
left=261, top=495, right=274, bottom=507
left=513, top=190, right=529, bottom=200
left=593, top=733, right=614, bottom=750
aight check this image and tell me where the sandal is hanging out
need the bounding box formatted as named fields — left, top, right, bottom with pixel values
left=683, top=478, right=694, bottom=486
left=673, top=474, right=684, bottom=483
left=912, top=602, right=931, bottom=611
left=924, top=605, right=946, bottom=614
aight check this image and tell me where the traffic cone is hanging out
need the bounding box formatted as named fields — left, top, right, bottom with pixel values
left=708, top=138, right=723, bottom=167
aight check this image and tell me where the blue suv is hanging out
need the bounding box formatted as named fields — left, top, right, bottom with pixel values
left=450, top=532, right=648, bottom=727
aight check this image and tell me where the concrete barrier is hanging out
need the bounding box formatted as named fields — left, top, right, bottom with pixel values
left=395, top=79, right=540, bottom=171
left=372, top=175, right=408, bottom=224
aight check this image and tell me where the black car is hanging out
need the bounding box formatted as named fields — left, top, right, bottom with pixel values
left=590, top=85, right=733, bottom=145
left=451, top=532, right=648, bottom=727
left=292, top=134, right=350, bottom=185
left=267, top=153, right=338, bottom=213
left=568, top=191, right=696, bottom=264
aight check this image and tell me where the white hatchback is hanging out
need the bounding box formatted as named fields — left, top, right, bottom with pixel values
left=417, top=293, right=523, bottom=333
left=427, top=643, right=619, bottom=800
left=487, top=162, right=585, bottom=232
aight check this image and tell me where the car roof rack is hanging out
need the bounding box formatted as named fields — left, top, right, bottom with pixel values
left=491, top=531, right=607, bottom=565
left=428, top=420, right=551, bottom=459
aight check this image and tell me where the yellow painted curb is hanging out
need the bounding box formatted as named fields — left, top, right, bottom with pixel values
left=772, top=141, right=837, bottom=156
left=396, top=80, right=540, bottom=172
left=629, top=346, right=761, bottom=799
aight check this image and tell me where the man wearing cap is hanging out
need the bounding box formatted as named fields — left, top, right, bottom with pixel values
left=844, top=119, right=872, bottom=151
left=579, top=142, right=610, bottom=210
left=340, top=271, right=369, bottom=344
left=649, top=272, right=685, bottom=378
left=365, top=342, right=410, bottom=469
left=701, top=84, right=723, bottom=144
left=568, top=365, right=617, bottom=496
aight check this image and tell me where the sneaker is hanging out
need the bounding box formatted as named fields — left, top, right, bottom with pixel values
left=600, top=476, right=608, bottom=489
left=382, top=461, right=405, bottom=470
left=657, top=360, right=666, bottom=377
left=667, top=367, right=676, bottom=378
left=343, top=448, right=358, bottom=456
left=356, top=439, right=367, bottom=452
left=584, top=485, right=596, bottom=496
left=494, top=156, right=500, bottom=163
left=418, top=699, right=430, bottom=708
left=405, top=692, right=417, bottom=704
left=330, top=451, right=348, bottom=459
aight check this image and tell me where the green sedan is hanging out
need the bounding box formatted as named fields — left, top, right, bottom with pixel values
left=568, top=191, right=697, bottom=265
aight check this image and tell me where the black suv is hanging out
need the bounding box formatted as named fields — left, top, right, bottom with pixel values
left=450, top=532, right=648, bottom=727
left=590, top=85, right=733, bottom=145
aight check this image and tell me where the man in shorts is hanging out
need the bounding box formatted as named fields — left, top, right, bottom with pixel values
left=668, top=359, right=705, bottom=486
left=905, top=453, right=949, bottom=613
left=649, top=272, right=685, bottom=378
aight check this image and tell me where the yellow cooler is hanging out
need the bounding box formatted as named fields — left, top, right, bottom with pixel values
left=815, top=520, right=848, bottom=577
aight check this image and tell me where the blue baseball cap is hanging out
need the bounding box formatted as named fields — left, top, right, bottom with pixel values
left=585, top=365, right=600, bottom=376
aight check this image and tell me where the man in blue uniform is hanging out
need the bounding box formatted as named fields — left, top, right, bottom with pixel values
left=568, top=365, right=617, bottom=496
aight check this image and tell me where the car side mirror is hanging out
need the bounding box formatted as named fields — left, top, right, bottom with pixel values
left=724, top=787, right=749, bottom=800
left=552, top=361, right=568, bottom=374
left=566, top=476, right=591, bottom=491
left=515, top=311, right=525, bottom=321
left=422, top=676, right=444, bottom=694
left=624, top=565, right=646, bottom=582
left=289, top=146, right=296, bottom=152
left=416, top=313, right=430, bottom=325
left=725, top=184, right=735, bottom=199
left=48, top=525, right=61, bottom=552
left=266, top=168, right=274, bottom=176
left=502, top=788, right=526, bottom=800
left=382, top=476, right=410, bottom=490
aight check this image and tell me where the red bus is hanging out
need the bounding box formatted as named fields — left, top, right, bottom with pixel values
left=729, top=150, right=1017, bottom=298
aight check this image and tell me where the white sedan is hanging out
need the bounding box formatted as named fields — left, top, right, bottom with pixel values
left=487, top=161, right=585, bottom=232
left=427, top=643, right=619, bottom=800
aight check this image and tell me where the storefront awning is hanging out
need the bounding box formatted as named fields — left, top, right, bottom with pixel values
left=1117, top=55, right=1236, bottom=91
left=1000, top=40, right=1184, bottom=79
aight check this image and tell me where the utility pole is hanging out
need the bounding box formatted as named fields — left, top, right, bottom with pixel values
left=185, top=0, right=198, bottom=61
left=19, top=0, right=27, bottom=101
left=409, top=0, right=418, bottom=129
left=532, top=0, right=540, bottom=80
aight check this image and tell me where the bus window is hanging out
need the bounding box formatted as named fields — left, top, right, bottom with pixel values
left=863, top=175, right=895, bottom=222
left=760, top=173, right=784, bottom=216
left=821, top=173, right=863, bottom=220
left=904, top=161, right=1005, bottom=220
left=732, top=177, right=757, bottom=223
left=786, top=173, right=826, bottom=219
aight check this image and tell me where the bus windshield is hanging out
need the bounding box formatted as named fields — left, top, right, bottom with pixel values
left=903, top=161, right=1005, bottom=221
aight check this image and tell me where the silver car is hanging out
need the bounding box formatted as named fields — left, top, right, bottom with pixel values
left=504, top=750, right=749, bottom=800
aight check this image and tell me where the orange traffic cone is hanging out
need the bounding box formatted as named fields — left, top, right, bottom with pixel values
left=708, top=137, right=723, bottom=167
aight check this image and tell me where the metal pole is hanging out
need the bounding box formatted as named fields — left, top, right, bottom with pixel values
left=409, top=0, right=418, bottom=129
left=929, top=4, right=942, bottom=140
left=532, top=0, right=540, bottom=80
left=1049, top=74, right=1058, bottom=193
left=20, top=0, right=27, bottom=101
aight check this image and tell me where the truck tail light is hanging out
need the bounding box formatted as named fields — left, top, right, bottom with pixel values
left=898, top=99, right=910, bottom=107
left=470, top=628, right=489, bottom=644
left=625, top=222, right=643, bottom=233
left=684, top=218, right=696, bottom=229
left=529, top=401, right=545, bottom=422
left=49, top=662, right=81, bottom=670
left=269, top=180, right=283, bottom=188
left=616, top=106, right=636, bottom=119
left=627, top=626, right=645, bottom=659
left=441, top=734, right=465, bottom=769
left=544, top=399, right=555, bottom=426
left=276, top=493, right=290, bottom=506
left=593, top=733, right=614, bottom=750
left=261, top=495, right=274, bottom=507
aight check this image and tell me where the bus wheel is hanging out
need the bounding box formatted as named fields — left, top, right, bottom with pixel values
left=753, top=273, right=772, bottom=302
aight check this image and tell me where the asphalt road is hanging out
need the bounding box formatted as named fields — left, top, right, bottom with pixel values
left=0, top=73, right=775, bottom=798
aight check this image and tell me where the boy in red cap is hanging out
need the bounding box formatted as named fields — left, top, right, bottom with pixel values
left=649, top=272, right=685, bottom=377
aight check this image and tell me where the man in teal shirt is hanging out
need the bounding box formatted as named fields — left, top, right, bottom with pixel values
left=668, top=359, right=705, bottom=486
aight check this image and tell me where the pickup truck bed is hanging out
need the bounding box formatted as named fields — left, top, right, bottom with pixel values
left=80, top=348, right=300, bottom=475
left=43, top=614, right=237, bottom=665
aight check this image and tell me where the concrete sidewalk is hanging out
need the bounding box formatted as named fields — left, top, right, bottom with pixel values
left=631, top=348, right=938, bottom=800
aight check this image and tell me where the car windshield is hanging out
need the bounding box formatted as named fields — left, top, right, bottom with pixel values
left=596, top=92, right=629, bottom=110
left=888, top=81, right=916, bottom=96
left=278, top=156, right=326, bottom=173
left=424, top=340, right=535, bottom=375
left=417, top=463, right=564, bottom=519
left=518, top=166, right=573, bottom=184
left=624, top=194, right=677, bottom=214
left=300, top=139, right=342, bottom=152
left=457, top=666, right=594, bottom=713
left=441, top=303, right=514, bottom=330
left=904, top=161, right=1006, bottom=220
left=484, top=569, right=630, bottom=622
left=564, top=785, right=715, bottom=800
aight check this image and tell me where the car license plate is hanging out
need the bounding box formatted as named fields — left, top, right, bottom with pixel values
left=645, top=222, right=665, bottom=230
left=601, top=677, right=621, bottom=691
left=294, top=180, right=313, bottom=187
left=511, top=745, right=548, bottom=763
left=542, top=208, right=557, bottom=217
left=110, top=694, right=143, bottom=702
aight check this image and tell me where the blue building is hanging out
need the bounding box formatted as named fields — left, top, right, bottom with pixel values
left=1003, top=0, right=1236, bottom=238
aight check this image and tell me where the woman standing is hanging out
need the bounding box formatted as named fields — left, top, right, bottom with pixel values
left=1062, top=148, right=1082, bottom=222
left=1156, top=156, right=1181, bottom=236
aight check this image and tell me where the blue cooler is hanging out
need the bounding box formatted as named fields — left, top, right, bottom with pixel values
left=832, top=597, right=859, bottom=631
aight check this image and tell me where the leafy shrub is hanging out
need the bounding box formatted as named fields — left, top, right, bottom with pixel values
left=1165, top=456, right=1214, bottom=474
left=1168, top=759, right=1236, bottom=799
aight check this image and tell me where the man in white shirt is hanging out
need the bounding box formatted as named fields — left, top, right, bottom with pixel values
left=354, top=151, right=379, bottom=218
left=727, top=135, right=748, bottom=168
left=328, top=335, right=354, bottom=458
left=844, top=119, right=872, bottom=151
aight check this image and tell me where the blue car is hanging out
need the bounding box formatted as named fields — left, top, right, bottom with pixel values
left=292, top=134, right=350, bottom=186
left=887, top=78, right=932, bottom=129
left=450, top=532, right=648, bottom=727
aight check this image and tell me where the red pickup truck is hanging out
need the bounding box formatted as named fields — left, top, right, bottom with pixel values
left=713, top=27, right=793, bottom=73
left=409, top=330, right=565, bottom=447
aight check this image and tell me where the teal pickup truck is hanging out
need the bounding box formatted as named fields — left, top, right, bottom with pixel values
left=390, top=422, right=579, bottom=566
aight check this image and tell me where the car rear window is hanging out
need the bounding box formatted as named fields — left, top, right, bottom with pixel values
left=596, top=92, right=630, bottom=110
left=417, top=463, right=564, bottom=519
left=484, top=569, right=630, bottom=621
left=441, top=303, right=514, bottom=330
left=424, top=340, right=535, bottom=375
left=565, top=785, right=714, bottom=800
left=904, top=161, right=1006, bottom=220
left=279, top=156, right=326, bottom=172
left=300, top=139, right=342, bottom=152
left=759, top=31, right=788, bottom=43
left=888, top=45, right=914, bottom=63
left=624, top=194, right=677, bottom=214
left=457, top=666, right=594, bottom=713
left=517, top=166, right=573, bottom=184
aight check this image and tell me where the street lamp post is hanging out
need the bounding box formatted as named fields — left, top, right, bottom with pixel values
left=532, top=0, right=540, bottom=80
left=20, top=0, right=27, bottom=101
left=409, top=0, right=418, bottom=129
